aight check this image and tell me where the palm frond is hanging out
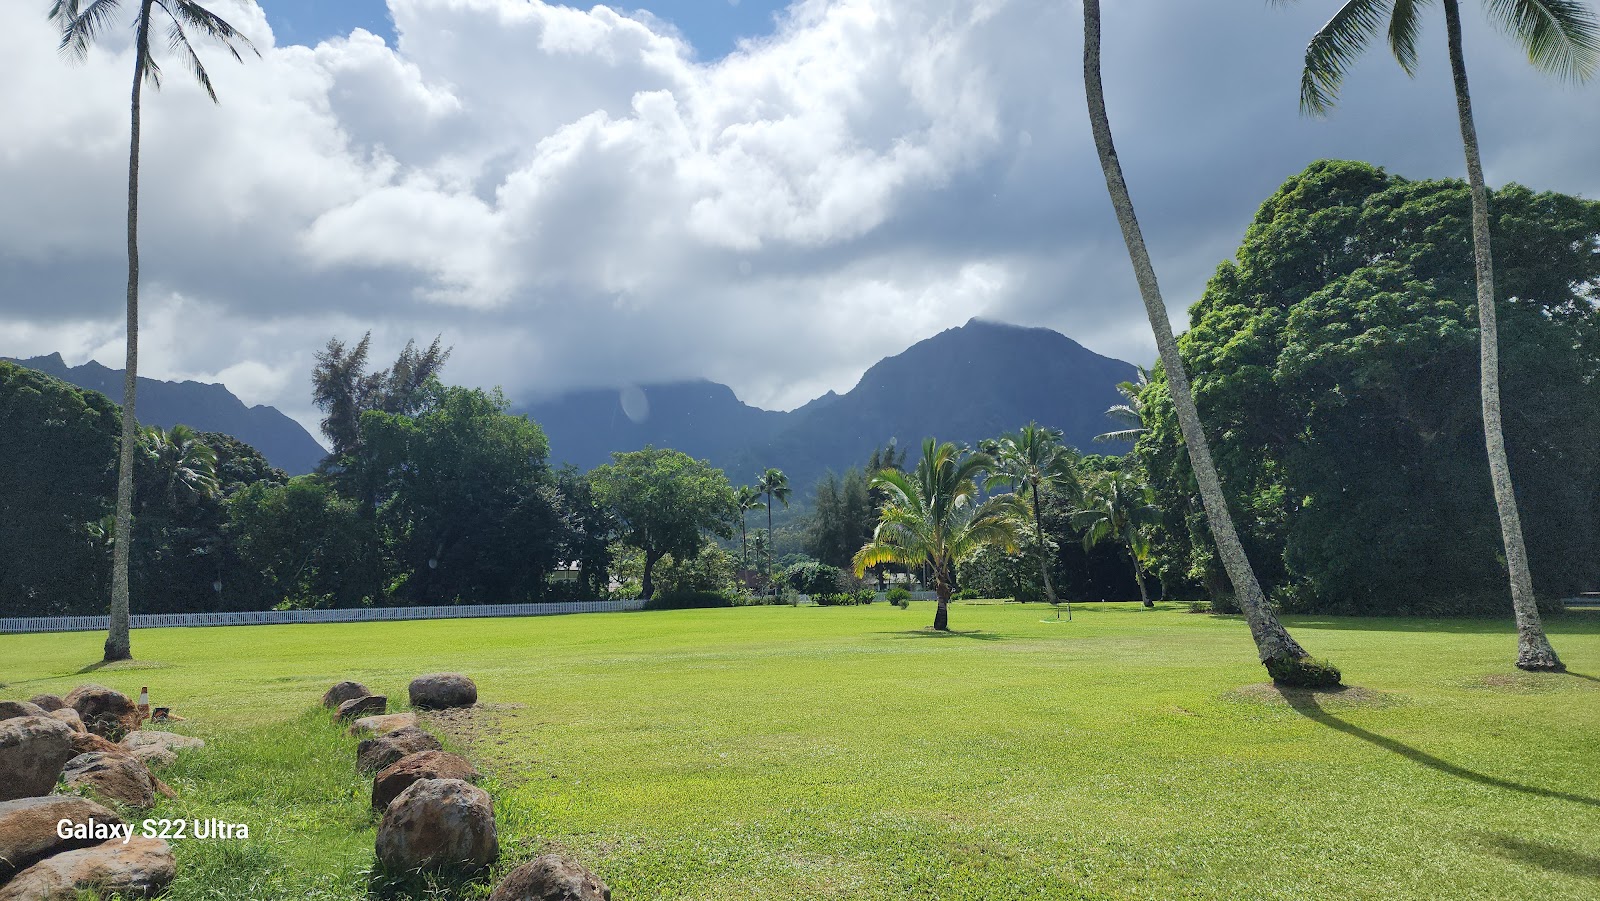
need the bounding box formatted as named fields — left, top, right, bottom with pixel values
left=1092, top=427, right=1146, bottom=444
left=1389, top=0, right=1430, bottom=74
left=1296, top=0, right=1393, bottom=115
left=1486, top=0, right=1600, bottom=80
left=165, top=18, right=216, bottom=102
left=52, top=0, right=124, bottom=61
left=171, top=0, right=257, bottom=61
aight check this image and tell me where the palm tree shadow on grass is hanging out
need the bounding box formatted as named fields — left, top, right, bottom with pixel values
left=1279, top=688, right=1600, bottom=808
left=1473, top=832, right=1600, bottom=880
left=1562, top=671, right=1600, bottom=685
left=875, top=629, right=1008, bottom=642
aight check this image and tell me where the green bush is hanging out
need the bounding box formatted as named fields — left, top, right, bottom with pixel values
left=854, top=588, right=877, bottom=605
left=1266, top=655, right=1343, bottom=689
left=813, top=593, right=858, bottom=606
left=783, top=560, right=846, bottom=596
left=887, top=586, right=912, bottom=608
left=1187, top=600, right=1212, bottom=614
left=643, top=589, right=736, bottom=610
left=952, top=588, right=981, bottom=601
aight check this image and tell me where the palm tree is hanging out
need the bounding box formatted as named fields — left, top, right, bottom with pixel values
left=1073, top=471, right=1163, bottom=607
left=1094, top=366, right=1152, bottom=445
left=982, top=423, right=1081, bottom=608
left=50, top=0, right=255, bottom=661
left=1082, top=1, right=1333, bottom=684
left=1275, top=0, right=1595, bottom=672
left=142, top=424, right=219, bottom=509
left=756, top=468, right=791, bottom=594
left=853, top=439, right=1022, bottom=631
left=735, top=484, right=764, bottom=569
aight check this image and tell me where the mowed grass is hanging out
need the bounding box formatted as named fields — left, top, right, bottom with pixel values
left=2, top=603, right=1598, bottom=900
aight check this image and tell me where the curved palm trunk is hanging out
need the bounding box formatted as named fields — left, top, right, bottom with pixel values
left=1031, top=483, right=1060, bottom=605
left=1083, top=1, right=1313, bottom=671
left=1441, top=0, right=1562, bottom=672
left=106, top=2, right=156, bottom=663
left=1127, top=530, right=1151, bottom=607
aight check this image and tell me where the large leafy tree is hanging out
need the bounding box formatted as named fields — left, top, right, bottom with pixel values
left=1143, top=160, right=1600, bottom=618
left=1274, top=0, right=1599, bottom=669
left=591, top=447, right=738, bottom=600
left=50, top=0, right=256, bottom=661
left=982, top=423, right=1081, bottom=607
left=1073, top=470, right=1162, bottom=607
left=1082, top=1, right=1334, bottom=685
left=804, top=468, right=876, bottom=571
left=852, top=439, right=1021, bottom=631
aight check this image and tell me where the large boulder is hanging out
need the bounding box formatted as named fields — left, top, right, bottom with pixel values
left=357, top=726, right=442, bottom=774
left=409, top=674, right=478, bottom=710
left=0, top=716, right=76, bottom=802
left=489, top=855, right=612, bottom=901
left=28, top=695, right=66, bottom=713
left=0, top=795, right=126, bottom=881
left=60, top=752, right=159, bottom=809
left=48, top=708, right=86, bottom=734
left=372, top=750, right=480, bottom=810
left=0, top=700, right=47, bottom=722
left=321, top=681, right=371, bottom=709
left=0, top=836, right=174, bottom=901
left=349, top=712, right=418, bottom=737
left=375, top=778, right=497, bottom=873
left=63, top=686, right=142, bottom=740
left=335, top=695, right=387, bottom=722
left=68, top=732, right=124, bottom=758
left=120, top=731, right=204, bottom=768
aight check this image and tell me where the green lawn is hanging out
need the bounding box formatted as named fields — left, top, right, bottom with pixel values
left=3, top=602, right=1598, bottom=900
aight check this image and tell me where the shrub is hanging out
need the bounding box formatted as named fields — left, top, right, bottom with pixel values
left=783, top=561, right=846, bottom=597
left=1266, top=655, right=1343, bottom=689
left=952, top=588, right=981, bottom=601
left=813, top=593, right=858, bottom=607
left=887, top=586, right=912, bottom=608
left=854, top=588, right=877, bottom=605
left=1187, top=600, right=1212, bottom=614
left=643, top=589, right=737, bottom=610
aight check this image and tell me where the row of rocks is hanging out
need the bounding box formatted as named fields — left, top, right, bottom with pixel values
left=321, top=676, right=610, bottom=900
left=1, top=686, right=203, bottom=899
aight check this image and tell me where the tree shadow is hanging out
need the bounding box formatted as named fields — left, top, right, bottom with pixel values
left=1562, top=671, right=1600, bottom=685
left=874, top=629, right=1008, bottom=642
left=1473, top=832, right=1600, bottom=879
left=76, top=660, right=113, bottom=674
left=1279, top=688, right=1600, bottom=808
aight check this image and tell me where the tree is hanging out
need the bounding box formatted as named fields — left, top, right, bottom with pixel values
left=554, top=465, right=615, bottom=600
left=1276, top=2, right=1597, bottom=671
left=1073, top=470, right=1162, bottom=607
left=852, top=439, right=1021, bottom=631
left=1094, top=367, right=1152, bottom=445
left=982, top=423, right=1081, bottom=607
left=735, top=484, right=764, bottom=569
left=804, top=468, right=876, bottom=571
left=591, top=447, right=738, bottom=600
left=312, top=333, right=451, bottom=460
left=227, top=476, right=371, bottom=609
left=51, top=0, right=256, bottom=661
left=140, top=424, right=219, bottom=510
left=1082, top=1, right=1336, bottom=686
left=756, top=468, right=791, bottom=593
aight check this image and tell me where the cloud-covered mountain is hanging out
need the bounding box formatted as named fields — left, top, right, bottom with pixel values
left=523, top=319, right=1136, bottom=488
left=6, top=353, right=327, bottom=476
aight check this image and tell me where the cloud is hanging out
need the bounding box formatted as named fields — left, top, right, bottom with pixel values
left=1, top=0, right=1596, bottom=440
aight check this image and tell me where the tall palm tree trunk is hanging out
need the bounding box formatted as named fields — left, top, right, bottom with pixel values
left=1031, top=484, right=1059, bottom=605
left=106, top=2, right=155, bottom=663
left=932, top=561, right=951, bottom=631
left=1441, top=0, right=1562, bottom=671
left=1083, top=1, right=1314, bottom=671
left=766, top=497, right=774, bottom=596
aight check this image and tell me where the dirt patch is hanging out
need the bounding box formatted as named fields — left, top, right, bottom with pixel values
left=1225, top=682, right=1405, bottom=710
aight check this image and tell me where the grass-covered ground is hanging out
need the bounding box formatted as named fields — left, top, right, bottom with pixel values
left=2, top=602, right=1597, bottom=900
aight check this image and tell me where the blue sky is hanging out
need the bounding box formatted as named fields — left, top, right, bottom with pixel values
left=261, top=0, right=791, bottom=58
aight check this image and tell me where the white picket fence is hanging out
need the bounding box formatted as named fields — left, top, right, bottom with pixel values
left=0, top=599, right=647, bottom=635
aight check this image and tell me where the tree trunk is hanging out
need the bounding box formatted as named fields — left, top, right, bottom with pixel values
left=106, top=3, right=156, bottom=663
left=1083, top=1, right=1315, bottom=672
left=1441, top=0, right=1563, bottom=672
left=641, top=550, right=659, bottom=600
left=766, top=497, right=775, bottom=596
left=1031, top=483, right=1058, bottom=604
left=1130, top=547, right=1151, bottom=607
left=740, top=519, right=748, bottom=569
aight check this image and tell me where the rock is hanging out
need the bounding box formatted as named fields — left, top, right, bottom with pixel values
left=128, top=745, right=176, bottom=768
left=64, top=686, right=142, bottom=740
left=121, top=731, right=203, bottom=754
left=334, top=695, right=386, bottom=722
left=372, top=750, right=480, bottom=810
left=409, top=673, right=478, bottom=710
left=48, top=708, right=86, bottom=733
left=68, top=732, right=124, bottom=758
left=349, top=712, right=418, bottom=737
left=322, top=681, right=371, bottom=709
left=0, top=795, right=126, bottom=881
left=60, top=752, right=159, bottom=809
left=0, top=700, right=47, bottom=722
left=489, top=854, right=612, bottom=901
left=357, top=726, right=442, bottom=774
left=0, top=716, right=76, bottom=802
left=374, top=778, right=496, bottom=873
left=0, top=836, right=174, bottom=901
left=27, top=695, right=66, bottom=713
